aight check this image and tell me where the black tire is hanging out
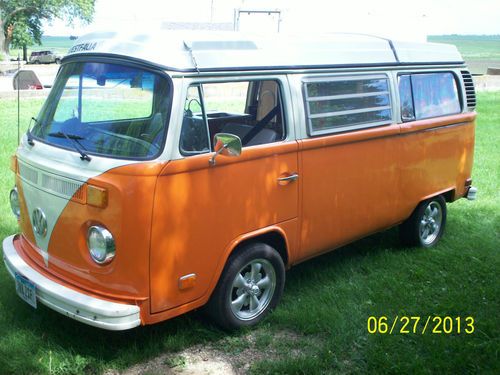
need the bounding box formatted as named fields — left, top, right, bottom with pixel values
left=399, top=195, right=447, bottom=248
left=206, top=243, right=285, bottom=330
left=55, top=58, right=61, bottom=64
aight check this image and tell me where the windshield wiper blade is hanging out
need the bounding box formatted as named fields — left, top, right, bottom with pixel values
left=48, top=131, right=91, bottom=162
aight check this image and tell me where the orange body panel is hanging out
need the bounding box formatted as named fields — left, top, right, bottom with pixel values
left=298, top=113, right=475, bottom=260
left=299, top=123, right=401, bottom=258
left=398, top=113, right=476, bottom=213
left=149, top=141, right=299, bottom=313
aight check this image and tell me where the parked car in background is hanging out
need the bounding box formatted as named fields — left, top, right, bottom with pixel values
left=29, top=50, right=63, bottom=64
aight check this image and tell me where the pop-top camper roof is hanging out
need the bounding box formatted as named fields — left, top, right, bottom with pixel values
left=65, top=31, right=464, bottom=72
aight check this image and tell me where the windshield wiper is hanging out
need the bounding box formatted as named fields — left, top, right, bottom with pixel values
left=48, top=131, right=91, bottom=162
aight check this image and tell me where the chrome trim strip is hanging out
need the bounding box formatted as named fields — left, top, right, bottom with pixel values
left=2, top=235, right=141, bottom=331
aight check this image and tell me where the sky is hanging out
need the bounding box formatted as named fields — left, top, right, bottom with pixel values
left=43, top=0, right=500, bottom=41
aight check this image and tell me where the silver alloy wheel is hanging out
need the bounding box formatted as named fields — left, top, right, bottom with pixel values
left=230, top=258, right=276, bottom=321
left=419, top=201, right=442, bottom=245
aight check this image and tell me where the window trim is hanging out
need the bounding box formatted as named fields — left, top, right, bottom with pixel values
left=179, top=84, right=212, bottom=157
left=398, top=74, right=416, bottom=122
left=31, top=56, right=173, bottom=161
left=302, top=73, right=393, bottom=137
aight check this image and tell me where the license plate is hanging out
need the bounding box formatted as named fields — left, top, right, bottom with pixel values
left=15, top=273, right=37, bottom=308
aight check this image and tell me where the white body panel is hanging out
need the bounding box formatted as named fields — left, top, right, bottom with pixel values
left=68, top=31, right=463, bottom=72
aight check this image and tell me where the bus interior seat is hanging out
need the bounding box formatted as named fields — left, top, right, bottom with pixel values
left=221, top=123, right=278, bottom=146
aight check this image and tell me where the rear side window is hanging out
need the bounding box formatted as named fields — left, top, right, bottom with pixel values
left=303, top=74, right=392, bottom=136
left=398, top=72, right=461, bottom=121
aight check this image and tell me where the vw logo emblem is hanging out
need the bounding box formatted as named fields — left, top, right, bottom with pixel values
left=32, top=208, right=47, bottom=238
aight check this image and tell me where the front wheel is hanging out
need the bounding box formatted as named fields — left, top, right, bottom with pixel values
left=206, top=243, right=285, bottom=330
left=399, top=195, right=447, bottom=248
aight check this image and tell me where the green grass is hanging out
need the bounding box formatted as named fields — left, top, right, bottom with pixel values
left=428, top=35, right=500, bottom=61
left=0, top=93, right=499, bottom=374
left=428, top=35, right=500, bottom=74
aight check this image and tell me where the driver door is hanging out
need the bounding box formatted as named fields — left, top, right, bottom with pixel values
left=149, top=77, right=299, bottom=313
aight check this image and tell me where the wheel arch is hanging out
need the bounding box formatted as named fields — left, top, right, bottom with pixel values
left=230, top=230, right=289, bottom=267
left=209, top=227, right=290, bottom=294
left=404, top=187, right=454, bottom=222
left=420, top=187, right=455, bottom=204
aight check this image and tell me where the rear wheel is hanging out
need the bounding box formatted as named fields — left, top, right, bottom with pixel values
left=400, top=195, right=447, bottom=248
left=206, top=243, right=285, bottom=330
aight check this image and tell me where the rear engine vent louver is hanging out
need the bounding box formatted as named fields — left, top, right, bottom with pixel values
left=461, top=71, right=476, bottom=110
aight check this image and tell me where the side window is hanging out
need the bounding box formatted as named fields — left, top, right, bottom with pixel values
left=179, top=79, right=286, bottom=156
left=399, top=72, right=461, bottom=121
left=303, top=75, right=392, bottom=136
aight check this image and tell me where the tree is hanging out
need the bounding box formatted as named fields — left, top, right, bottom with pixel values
left=10, top=15, right=38, bottom=61
left=0, top=0, right=95, bottom=61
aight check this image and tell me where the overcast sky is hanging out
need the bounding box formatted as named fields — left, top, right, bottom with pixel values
left=43, top=0, right=500, bottom=40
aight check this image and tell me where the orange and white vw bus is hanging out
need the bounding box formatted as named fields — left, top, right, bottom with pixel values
left=3, top=32, right=477, bottom=330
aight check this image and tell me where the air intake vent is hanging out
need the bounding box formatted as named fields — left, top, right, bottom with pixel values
left=18, top=160, right=85, bottom=202
left=461, top=71, right=476, bottom=110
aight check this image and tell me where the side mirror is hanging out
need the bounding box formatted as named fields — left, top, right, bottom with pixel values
left=209, top=133, right=242, bottom=166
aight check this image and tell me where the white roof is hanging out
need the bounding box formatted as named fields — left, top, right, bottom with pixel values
left=66, top=31, right=464, bottom=72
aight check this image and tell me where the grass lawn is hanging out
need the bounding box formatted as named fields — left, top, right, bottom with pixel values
left=0, top=93, right=498, bottom=374
left=428, top=35, right=500, bottom=74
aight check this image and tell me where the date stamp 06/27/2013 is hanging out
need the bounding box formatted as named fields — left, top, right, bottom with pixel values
left=367, top=316, right=475, bottom=335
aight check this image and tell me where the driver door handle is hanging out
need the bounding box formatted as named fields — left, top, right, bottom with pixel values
left=277, top=173, right=299, bottom=183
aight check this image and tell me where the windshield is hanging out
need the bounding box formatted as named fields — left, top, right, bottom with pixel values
left=31, top=61, right=171, bottom=159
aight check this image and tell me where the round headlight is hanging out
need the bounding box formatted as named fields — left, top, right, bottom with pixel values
left=10, top=187, right=20, bottom=218
left=87, top=226, right=115, bottom=264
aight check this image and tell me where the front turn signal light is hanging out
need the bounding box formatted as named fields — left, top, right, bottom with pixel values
left=87, top=185, right=108, bottom=208
left=10, top=155, right=18, bottom=173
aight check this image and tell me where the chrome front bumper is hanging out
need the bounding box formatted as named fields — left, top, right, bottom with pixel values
left=2, top=235, right=141, bottom=330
